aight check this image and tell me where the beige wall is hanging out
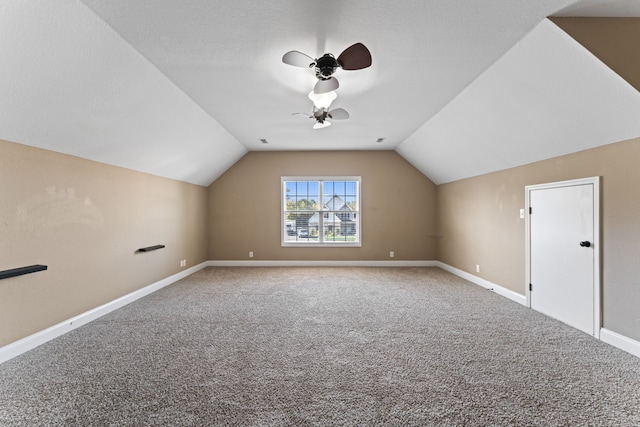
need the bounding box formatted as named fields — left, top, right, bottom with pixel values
left=551, top=18, right=640, bottom=92
left=437, top=137, right=640, bottom=342
left=0, top=139, right=208, bottom=347
left=4, top=137, right=639, bottom=348
left=208, top=151, right=438, bottom=261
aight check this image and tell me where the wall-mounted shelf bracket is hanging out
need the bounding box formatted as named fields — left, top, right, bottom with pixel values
left=137, top=245, right=165, bottom=253
left=0, top=265, right=48, bottom=281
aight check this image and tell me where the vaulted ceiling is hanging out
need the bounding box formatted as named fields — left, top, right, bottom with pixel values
left=1, top=1, right=639, bottom=186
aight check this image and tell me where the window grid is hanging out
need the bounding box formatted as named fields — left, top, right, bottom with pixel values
left=282, top=177, right=361, bottom=246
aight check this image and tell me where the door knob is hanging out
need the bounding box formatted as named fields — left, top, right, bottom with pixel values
left=579, top=241, right=591, bottom=247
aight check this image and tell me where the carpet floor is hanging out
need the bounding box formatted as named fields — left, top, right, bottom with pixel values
left=1, top=267, right=639, bottom=426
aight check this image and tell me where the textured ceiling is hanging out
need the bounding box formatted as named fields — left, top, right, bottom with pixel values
left=396, top=18, right=640, bottom=184
left=0, top=1, right=639, bottom=186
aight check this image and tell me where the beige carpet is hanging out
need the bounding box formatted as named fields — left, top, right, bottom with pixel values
left=1, top=267, right=639, bottom=426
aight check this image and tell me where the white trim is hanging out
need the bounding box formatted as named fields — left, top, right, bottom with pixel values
left=208, top=260, right=526, bottom=304
left=434, top=261, right=527, bottom=305
left=600, top=328, right=640, bottom=359
left=281, top=176, right=362, bottom=248
left=0, top=262, right=209, bottom=364
left=4, top=260, right=637, bottom=363
left=525, top=176, right=601, bottom=338
left=207, top=260, right=437, bottom=267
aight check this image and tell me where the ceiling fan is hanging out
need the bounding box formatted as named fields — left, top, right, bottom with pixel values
left=293, top=107, right=350, bottom=129
left=282, top=43, right=372, bottom=94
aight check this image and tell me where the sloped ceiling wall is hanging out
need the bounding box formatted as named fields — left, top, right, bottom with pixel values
left=396, top=18, right=640, bottom=184
left=1, top=1, right=639, bottom=187
left=0, top=1, right=247, bottom=186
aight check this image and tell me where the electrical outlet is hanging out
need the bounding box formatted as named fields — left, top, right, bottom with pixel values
left=476, top=264, right=480, bottom=273
left=390, top=251, right=395, bottom=258
left=249, top=251, right=254, bottom=258
left=180, top=259, right=186, bottom=267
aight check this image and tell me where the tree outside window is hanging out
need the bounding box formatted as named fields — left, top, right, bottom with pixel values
left=282, top=177, right=361, bottom=246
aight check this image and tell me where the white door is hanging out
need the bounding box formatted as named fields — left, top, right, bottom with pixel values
left=526, top=177, right=600, bottom=337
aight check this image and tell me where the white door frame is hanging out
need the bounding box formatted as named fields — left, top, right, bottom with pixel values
left=525, top=176, right=601, bottom=338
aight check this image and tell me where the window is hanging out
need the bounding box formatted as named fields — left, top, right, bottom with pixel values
left=282, top=177, right=361, bottom=246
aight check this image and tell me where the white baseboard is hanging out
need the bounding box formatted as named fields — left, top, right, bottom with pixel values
left=5, top=260, right=637, bottom=363
left=434, top=261, right=527, bottom=306
left=207, top=261, right=526, bottom=307
left=207, top=260, right=438, bottom=267
left=433, top=263, right=640, bottom=359
left=0, top=261, right=209, bottom=364
left=600, top=328, right=640, bottom=359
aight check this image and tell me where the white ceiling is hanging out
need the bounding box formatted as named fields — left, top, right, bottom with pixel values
left=397, top=18, right=640, bottom=184
left=1, top=0, right=639, bottom=186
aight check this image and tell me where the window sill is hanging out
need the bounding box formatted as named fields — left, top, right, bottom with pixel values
left=281, top=242, right=362, bottom=248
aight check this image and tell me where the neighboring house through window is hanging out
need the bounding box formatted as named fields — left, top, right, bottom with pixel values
left=282, top=177, right=361, bottom=246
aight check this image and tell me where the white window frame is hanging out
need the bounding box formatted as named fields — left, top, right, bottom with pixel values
left=281, top=176, right=361, bottom=247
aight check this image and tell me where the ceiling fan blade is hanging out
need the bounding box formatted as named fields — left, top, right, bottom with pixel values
left=292, top=112, right=313, bottom=118
left=282, top=51, right=315, bottom=68
left=313, top=77, right=339, bottom=94
left=337, top=43, right=372, bottom=70
left=328, top=108, right=349, bottom=120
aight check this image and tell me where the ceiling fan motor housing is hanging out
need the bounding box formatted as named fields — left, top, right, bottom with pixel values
left=315, top=54, right=339, bottom=79
left=312, top=107, right=330, bottom=123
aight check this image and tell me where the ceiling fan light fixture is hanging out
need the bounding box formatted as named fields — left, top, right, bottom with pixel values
left=308, top=90, right=337, bottom=109
left=313, top=121, right=331, bottom=130
left=313, top=77, right=339, bottom=94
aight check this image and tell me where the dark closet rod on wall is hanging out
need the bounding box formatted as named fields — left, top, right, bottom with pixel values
left=0, top=265, right=48, bottom=281
left=137, top=245, right=165, bottom=253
